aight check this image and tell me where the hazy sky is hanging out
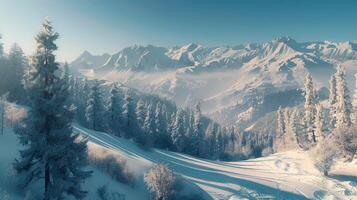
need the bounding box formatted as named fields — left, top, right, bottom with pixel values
left=1, top=0, right=357, bottom=62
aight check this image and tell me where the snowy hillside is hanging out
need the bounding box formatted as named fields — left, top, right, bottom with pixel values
left=73, top=126, right=357, bottom=200
left=0, top=104, right=147, bottom=200
left=1, top=103, right=356, bottom=200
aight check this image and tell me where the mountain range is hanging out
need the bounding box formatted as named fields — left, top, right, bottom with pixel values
left=70, top=37, right=357, bottom=127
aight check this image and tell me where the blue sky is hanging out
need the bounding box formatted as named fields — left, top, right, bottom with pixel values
left=0, top=0, right=356, bottom=61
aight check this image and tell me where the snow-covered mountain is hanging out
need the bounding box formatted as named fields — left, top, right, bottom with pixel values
left=70, top=50, right=110, bottom=71
left=70, top=37, right=357, bottom=126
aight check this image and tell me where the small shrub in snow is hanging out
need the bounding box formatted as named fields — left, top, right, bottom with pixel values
left=314, top=139, right=338, bottom=176
left=89, top=153, right=134, bottom=185
left=144, top=164, right=176, bottom=200
left=334, top=125, right=357, bottom=161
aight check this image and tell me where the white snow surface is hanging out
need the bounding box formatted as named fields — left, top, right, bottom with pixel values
left=1, top=104, right=356, bottom=200
left=74, top=126, right=357, bottom=200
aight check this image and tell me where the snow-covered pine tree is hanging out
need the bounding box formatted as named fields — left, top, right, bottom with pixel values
left=216, top=127, right=224, bottom=155
left=8, top=43, right=27, bottom=102
left=154, top=102, right=169, bottom=147
left=144, top=102, right=156, bottom=146
left=229, top=126, right=236, bottom=152
left=303, top=72, right=317, bottom=144
left=61, top=62, right=70, bottom=84
left=192, top=102, right=204, bottom=156
left=14, top=19, right=91, bottom=200
left=285, top=108, right=299, bottom=148
left=85, top=80, right=105, bottom=131
left=154, top=102, right=162, bottom=135
left=352, top=73, right=357, bottom=124
left=107, top=82, right=122, bottom=136
left=314, top=103, right=324, bottom=143
left=335, top=65, right=352, bottom=128
left=283, top=108, right=291, bottom=146
left=73, top=78, right=90, bottom=124
left=135, top=98, right=146, bottom=132
left=275, top=106, right=286, bottom=140
left=122, top=89, right=136, bottom=138
left=171, top=109, right=186, bottom=152
left=329, top=74, right=338, bottom=129
left=205, top=122, right=216, bottom=156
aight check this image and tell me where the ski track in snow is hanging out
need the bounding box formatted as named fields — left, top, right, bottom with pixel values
left=74, top=126, right=357, bottom=200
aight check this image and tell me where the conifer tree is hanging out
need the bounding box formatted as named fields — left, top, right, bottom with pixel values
left=14, top=20, right=91, bottom=200
left=276, top=106, right=285, bottom=140
left=144, top=102, right=156, bottom=146
left=107, top=82, right=122, bottom=136
left=171, top=109, right=186, bottom=152
left=192, top=103, right=203, bottom=156
left=136, top=98, right=146, bottom=131
left=314, top=103, right=324, bottom=143
left=353, top=74, right=357, bottom=123
left=286, top=108, right=299, bottom=148
left=303, top=72, right=317, bottom=144
left=8, top=43, right=27, bottom=101
left=335, top=65, right=352, bottom=128
left=205, top=122, right=216, bottom=155
left=122, top=90, right=136, bottom=138
left=85, top=80, right=105, bottom=131
left=329, top=75, right=337, bottom=129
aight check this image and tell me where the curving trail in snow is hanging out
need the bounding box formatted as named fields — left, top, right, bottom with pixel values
left=74, top=126, right=357, bottom=200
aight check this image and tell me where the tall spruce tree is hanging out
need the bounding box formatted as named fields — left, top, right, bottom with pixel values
left=303, top=72, right=317, bottom=144
left=171, top=109, right=186, bottom=152
left=14, top=19, right=91, bottom=200
left=122, top=89, right=136, bottom=138
left=144, top=102, right=156, bottom=146
left=353, top=73, right=357, bottom=123
left=135, top=98, right=146, bottom=131
left=85, top=80, right=105, bottom=131
left=329, top=75, right=337, bottom=130
left=191, top=102, right=203, bottom=156
left=286, top=108, right=299, bottom=148
left=276, top=106, right=285, bottom=138
left=8, top=43, right=27, bottom=102
left=314, top=103, right=324, bottom=143
left=107, top=82, right=122, bottom=136
left=335, top=65, right=352, bottom=128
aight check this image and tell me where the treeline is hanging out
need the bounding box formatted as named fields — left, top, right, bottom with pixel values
left=0, top=38, right=28, bottom=103
left=275, top=66, right=357, bottom=174
left=69, top=77, right=239, bottom=159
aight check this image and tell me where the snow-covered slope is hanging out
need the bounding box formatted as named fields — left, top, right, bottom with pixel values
left=1, top=103, right=356, bottom=200
left=0, top=105, right=147, bottom=200
left=74, top=125, right=357, bottom=200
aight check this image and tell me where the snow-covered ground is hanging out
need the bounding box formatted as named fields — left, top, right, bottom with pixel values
left=74, top=126, right=357, bottom=200
left=0, top=104, right=356, bottom=200
left=0, top=124, right=149, bottom=200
